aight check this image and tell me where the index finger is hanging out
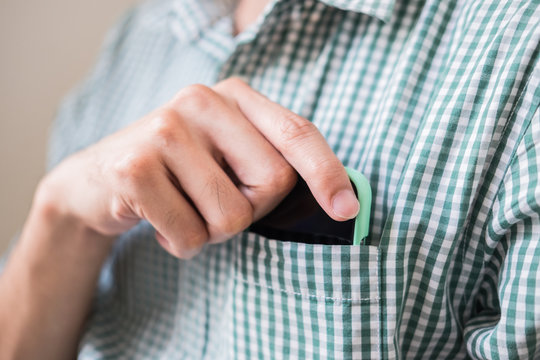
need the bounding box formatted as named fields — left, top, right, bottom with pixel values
left=216, top=78, right=359, bottom=221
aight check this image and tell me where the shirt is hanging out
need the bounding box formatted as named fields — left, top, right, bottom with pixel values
left=43, top=0, right=540, bottom=358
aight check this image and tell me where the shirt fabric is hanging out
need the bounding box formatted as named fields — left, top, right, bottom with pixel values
left=43, top=0, right=540, bottom=358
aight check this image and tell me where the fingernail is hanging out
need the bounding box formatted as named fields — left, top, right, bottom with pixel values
left=332, top=190, right=359, bottom=219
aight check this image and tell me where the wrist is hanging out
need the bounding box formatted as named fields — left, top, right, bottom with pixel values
left=20, top=177, right=115, bottom=268
left=33, top=171, right=82, bottom=227
left=0, top=178, right=115, bottom=360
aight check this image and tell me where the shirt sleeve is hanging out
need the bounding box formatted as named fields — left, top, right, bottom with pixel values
left=464, top=102, right=540, bottom=359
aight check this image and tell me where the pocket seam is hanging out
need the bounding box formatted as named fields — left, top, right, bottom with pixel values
left=235, top=275, right=380, bottom=304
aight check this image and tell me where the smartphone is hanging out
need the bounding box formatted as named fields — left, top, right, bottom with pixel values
left=249, top=175, right=359, bottom=245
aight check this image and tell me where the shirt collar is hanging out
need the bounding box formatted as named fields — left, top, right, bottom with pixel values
left=169, top=0, right=396, bottom=44
left=169, top=0, right=236, bottom=43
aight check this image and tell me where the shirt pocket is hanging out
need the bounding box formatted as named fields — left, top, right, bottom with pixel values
left=231, top=232, right=381, bottom=360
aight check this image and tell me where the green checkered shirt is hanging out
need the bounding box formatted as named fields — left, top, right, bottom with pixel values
left=44, top=0, right=540, bottom=358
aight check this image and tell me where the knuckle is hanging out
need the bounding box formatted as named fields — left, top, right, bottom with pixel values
left=204, top=174, right=253, bottom=235
left=268, top=162, right=297, bottom=192
left=147, top=108, right=183, bottom=146
left=163, top=209, right=180, bottom=229
left=183, top=229, right=207, bottom=250
left=213, top=77, right=249, bottom=102
left=218, top=76, right=246, bottom=90
left=305, top=156, right=337, bottom=178
left=278, top=112, right=317, bottom=147
left=213, top=199, right=253, bottom=236
left=109, top=195, right=131, bottom=221
left=214, top=216, right=248, bottom=236
left=173, top=84, right=217, bottom=112
left=113, top=152, right=154, bottom=187
left=230, top=199, right=254, bottom=231
left=171, top=229, right=207, bottom=259
left=304, top=157, right=345, bottom=195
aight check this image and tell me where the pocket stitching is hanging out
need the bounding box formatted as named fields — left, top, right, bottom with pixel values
left=235, top=275, right=380, bottom=304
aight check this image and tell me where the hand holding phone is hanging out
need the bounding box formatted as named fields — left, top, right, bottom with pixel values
left=250, top=167, right=371, bottom=245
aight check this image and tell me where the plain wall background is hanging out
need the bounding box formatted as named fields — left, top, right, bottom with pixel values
left=0, top=0, right=138, bottom=255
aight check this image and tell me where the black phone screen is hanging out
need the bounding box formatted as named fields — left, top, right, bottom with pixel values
left=249, top=177, right=356, bottom=245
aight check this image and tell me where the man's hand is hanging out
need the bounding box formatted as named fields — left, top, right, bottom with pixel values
left=0, top=78, right=359, bottom=359
left=39, top=78, right=359, bottom=258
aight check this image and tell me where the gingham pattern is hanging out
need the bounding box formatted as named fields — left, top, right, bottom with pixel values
left=37, top=0, right=540, bottom=358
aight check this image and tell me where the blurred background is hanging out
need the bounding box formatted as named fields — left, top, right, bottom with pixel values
left=0, top=0, right=137, bottom=255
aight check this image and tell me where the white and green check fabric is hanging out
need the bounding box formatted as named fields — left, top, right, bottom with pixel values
left=41, top=0, right=540, bottom=358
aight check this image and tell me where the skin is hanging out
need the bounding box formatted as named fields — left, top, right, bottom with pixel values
left=234, top=0, right=270, bottom=34
left=0, top=3, right=359, bottom=359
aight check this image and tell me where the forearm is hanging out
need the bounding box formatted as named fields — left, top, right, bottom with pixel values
left=0, top=185, right=114, bottom=359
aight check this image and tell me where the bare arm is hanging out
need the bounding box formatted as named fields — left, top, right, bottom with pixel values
left=0, top=187, right=114, bottom=359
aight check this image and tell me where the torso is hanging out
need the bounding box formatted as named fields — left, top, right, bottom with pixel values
left=49, top=0, right=540, bottom=358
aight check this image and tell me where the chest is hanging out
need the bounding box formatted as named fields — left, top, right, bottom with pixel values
left=84, top=0, right=526, bottom=248
left=212, top=0, right=521, bottom=248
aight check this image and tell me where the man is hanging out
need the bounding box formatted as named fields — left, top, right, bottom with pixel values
left=1, top=0, right=539, bottom=358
